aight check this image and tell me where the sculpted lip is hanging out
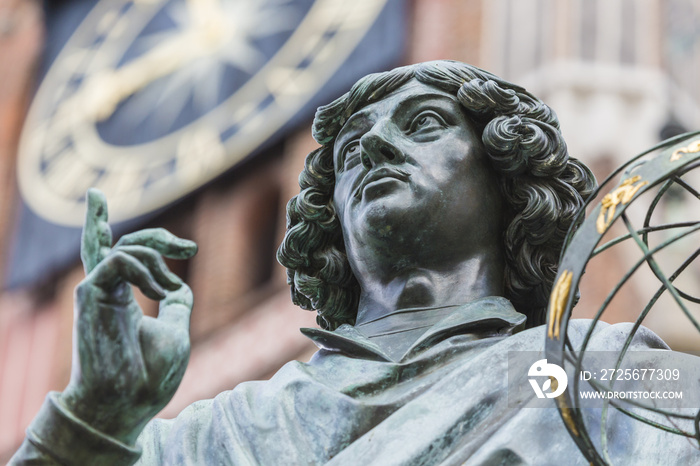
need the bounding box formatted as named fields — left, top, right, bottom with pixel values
left=354, top=167, right=411, bottom=199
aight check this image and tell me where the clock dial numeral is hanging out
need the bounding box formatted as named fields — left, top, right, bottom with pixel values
left=338, top=1, right=380, bottom=30
left=230, top=102, right=256, bottom=125
left=42, top=127, right=71, bottom=163
left=267, top=67, right=317, bottom=102
left=57, top=48, right=93, bottom=81
left=44, top=146, right=99, bottom=199
left=97, top=160, right=148, bottom=196
left=95, top=160, right=150, bottom=214
left=96, top=9, right=120, bottom=34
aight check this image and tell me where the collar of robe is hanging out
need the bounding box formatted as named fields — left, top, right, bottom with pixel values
left=301, top=296, right=527, bottom=363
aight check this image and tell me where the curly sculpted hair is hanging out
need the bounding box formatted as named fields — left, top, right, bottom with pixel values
left=277, top=60, right=596, bottom=330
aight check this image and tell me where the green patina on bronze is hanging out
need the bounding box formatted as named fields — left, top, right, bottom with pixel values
left=65, top=188, right=198, bottom=445
left=11, top=61, right=700, bottom=466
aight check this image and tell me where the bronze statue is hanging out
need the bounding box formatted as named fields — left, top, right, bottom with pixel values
left=10, top=61, right=699, bottom=465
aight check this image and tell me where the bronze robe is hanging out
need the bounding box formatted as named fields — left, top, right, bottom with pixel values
left=12, top=297, right=699, bottom=465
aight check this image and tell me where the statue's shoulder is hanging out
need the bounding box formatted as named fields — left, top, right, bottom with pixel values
left=565, top=319, right=670, bottom=351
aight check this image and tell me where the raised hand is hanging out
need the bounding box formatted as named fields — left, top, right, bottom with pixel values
left=60, top=189, right=197, bottom=445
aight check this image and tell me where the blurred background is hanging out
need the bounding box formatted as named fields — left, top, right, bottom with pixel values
left=1, top=0, right=699, bottom=460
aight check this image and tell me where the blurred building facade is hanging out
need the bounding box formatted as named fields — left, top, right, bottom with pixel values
left=1, top=0, right=699, bottom=461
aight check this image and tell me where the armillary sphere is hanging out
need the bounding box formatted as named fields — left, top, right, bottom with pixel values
left=545, top=131, right=700, bottom=465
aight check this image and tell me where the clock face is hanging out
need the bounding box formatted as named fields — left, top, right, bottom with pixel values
left=18, top=0, right=389, bottom=226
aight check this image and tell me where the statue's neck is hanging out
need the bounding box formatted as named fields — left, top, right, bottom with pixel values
left=354, top=252, right=504, bottom=326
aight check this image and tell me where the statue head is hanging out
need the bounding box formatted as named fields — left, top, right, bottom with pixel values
left=278, top=60, right=596, bottom=330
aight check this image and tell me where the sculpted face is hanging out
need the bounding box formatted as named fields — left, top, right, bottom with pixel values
left=332, top=79, right=504, bottom=270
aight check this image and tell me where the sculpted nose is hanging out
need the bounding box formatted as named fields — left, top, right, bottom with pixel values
left=360, top=131, right=403, bottom=169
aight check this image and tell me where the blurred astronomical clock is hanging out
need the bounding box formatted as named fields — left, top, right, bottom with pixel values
left=17, top=0, right=401, bottom=226
left=10, top=0, right=403, bottom=286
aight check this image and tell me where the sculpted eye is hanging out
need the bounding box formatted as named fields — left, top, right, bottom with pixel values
left=340, top=141, right=361, bottom=170
left=345, top=141, right=360, bottom=157
left=344, top=141, right=360, bottom=159
left=409, top=111, right=445, bottom=133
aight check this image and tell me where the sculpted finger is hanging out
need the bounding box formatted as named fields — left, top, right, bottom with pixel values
left=117, top=245, right=183, bottom=291
left=115, top=228, right=197, bottom=260
left=157, top=284, right=193, bottom=330
left=81, top=188, right=113, bottom=274
left=93, top=251, right=166, bottom=300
